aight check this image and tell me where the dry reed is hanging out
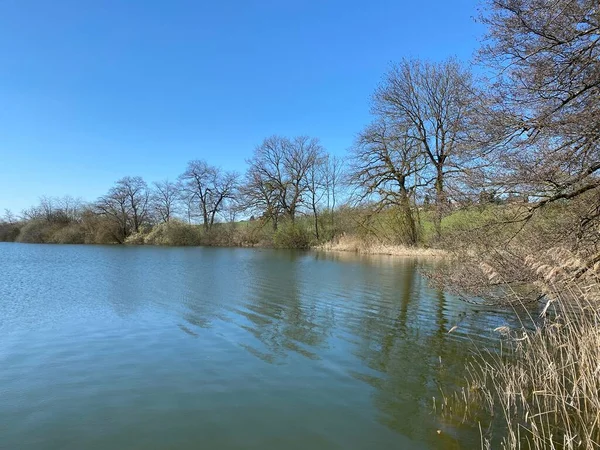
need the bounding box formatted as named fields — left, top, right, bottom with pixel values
left=315, top=233, right=447, bottom=257
left=439, top=252, right=600, bottom=449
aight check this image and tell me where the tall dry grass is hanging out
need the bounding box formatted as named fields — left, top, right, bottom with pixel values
left=439, top=251, right=600, bottom=449
left=316, top=233, right=446, bottom=257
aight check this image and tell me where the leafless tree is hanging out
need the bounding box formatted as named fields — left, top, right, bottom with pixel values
left=240, top=161, right=282, bottom=230
left=433, top=0, right=600, bottom=296
left=478, top=0, right=600, bottom=200
left=284, top=136, right=321, bottom=221
left=180, top=188, right=198, bottom=225
left=20, top=196, right=83, bottom=224
left=243, top=135, right=322, bottom=226
left=150, top=180, right=180, bottom=223
left=321, top=154, right=345, bottom=232
left=55, top=196, right=84, bottom=222
left=39, top=196, right=56, bottom=222
left=373, top=58, right=477, bottom=236
left=3, top=209, right=16, bottom=224
left=179, top=160, right=239, bottom=232
left=121, top=177, right=149, bottom=234
left=349, top=120, right=426, bottom=245
left=96, top=176, right=149, bottom=242
left=306, top=148, right=328, bottom=239
left=324, top=154, right=344, bottom=215
left=474, top=0, right=600, bottom=256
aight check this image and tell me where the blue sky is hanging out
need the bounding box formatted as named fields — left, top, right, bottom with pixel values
left=0, top=0, right=484, bottom=214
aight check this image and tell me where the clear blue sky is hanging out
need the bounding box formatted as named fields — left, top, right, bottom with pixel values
left=0, top=0, right=483, bottom=214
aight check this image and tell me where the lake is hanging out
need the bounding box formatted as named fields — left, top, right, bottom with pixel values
left=0, top=243, right=510, bottom=449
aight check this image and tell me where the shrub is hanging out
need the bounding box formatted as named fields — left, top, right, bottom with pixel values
left=49, top=223, right=86, bottom=244
left=144, top=221, right=202, bottom=246
left=124, top=232, right=147, bottom=245
left=0, top=223, right=21, bottom=242
left=273, top=222, right=311, bottom=249
left=16, top=220, right=61, bottom=243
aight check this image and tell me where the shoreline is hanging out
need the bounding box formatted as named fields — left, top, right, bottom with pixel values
left=1, top=239, right=448, bottom=257
left=314, top=239, right=447, bottom=258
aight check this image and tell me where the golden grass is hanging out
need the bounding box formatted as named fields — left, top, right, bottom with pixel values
left=315, top=233, right=447, bottom=257
left=439, top=270, right=600, bottom=449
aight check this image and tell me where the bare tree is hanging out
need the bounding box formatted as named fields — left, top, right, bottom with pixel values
left=95, top=176, right=149, bottom=242
left=434, top=0, right=600, bottom=296
left=121, top=177, right=149, bottom=234
left=350, top=120, right=426, bottom=245
left=3, top=209, right=16, bottom=224
left=179, top=160, right=239, bottom=232
left=55, top=196, right=84, bottom=223
left=19, top=196, right=83, bottom=224
left=324, top=154, right=344, bottom=214
left=306, top=147, right=327, bottom=239
left=478, top=0, right=600, bottom=212
left=96, top=188, right=129, bottom=243
left=150, top=180, right=180, bottom=223
left=373, top=58, right=476, bottom=236
left=240, top=161, right=282, bottom=230
left=243, top=135, right=321, bottom=227
left=284, top=136, right=321, bottom=221
left=39, top=196, right=55, bottom=222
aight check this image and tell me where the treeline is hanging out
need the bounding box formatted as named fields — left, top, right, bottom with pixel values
left=0, top=144, right=344, bottom=248
left=2, top=0, right=599, bottom=260
left=0, top=57, right=519, bottom=249
left=0, top=136, right=353, bottom=247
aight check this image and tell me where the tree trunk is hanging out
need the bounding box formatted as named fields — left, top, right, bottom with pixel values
left=400, top=183, right=417, bottom=246
left=434, top=166, right=445, bottom=238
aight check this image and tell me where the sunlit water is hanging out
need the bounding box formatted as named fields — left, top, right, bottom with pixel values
left=0, top=243, right=514, bottom=449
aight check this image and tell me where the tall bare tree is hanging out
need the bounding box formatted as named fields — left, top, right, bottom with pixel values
left=373, top=58, right=476, bottom=236
left=478, top=0, right=600, bottom=214
left=306, top=148, right=327, bottom=239
left=95, top=176, right=149, bottom=242
left=240, top=161, right=282, bottom=230
left=179, top=160, right=239, bottom=232
left=350, top=120, right=426, bottom=245
left=324, top=154, right=344, bottom=214
left=435, top=0, right=600, bottom=297
left=150, top=180, right=180, bottom=223
left=284, top=136, right=321, bottom=221
left=322, top=154, right=345, bottom=232
left=243, top=135, right=322, bottom=225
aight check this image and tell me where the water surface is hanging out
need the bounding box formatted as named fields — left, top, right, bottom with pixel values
left=0, top=243, right=511, bottom=449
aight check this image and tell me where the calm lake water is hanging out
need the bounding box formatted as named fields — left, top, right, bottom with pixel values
left=0, top=243, right=512, bottom=449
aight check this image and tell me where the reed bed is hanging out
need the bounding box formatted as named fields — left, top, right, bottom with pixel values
left=439, top=252, right=600, bottom=449
left=315, top=233, right=446, bottom=257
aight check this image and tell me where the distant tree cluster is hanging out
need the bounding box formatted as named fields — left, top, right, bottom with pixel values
left=0, top=136, right=344, bottom=246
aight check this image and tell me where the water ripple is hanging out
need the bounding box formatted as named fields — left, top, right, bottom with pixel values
left=0, top=243, right=520, bottom=450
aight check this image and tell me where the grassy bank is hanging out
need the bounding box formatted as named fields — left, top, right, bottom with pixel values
left=1, top=204, right=491, bottom=256
left=1, top=203, right=470, bottom=250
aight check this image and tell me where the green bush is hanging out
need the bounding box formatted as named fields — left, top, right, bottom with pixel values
left=273, top=222, right=311, bottom=249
